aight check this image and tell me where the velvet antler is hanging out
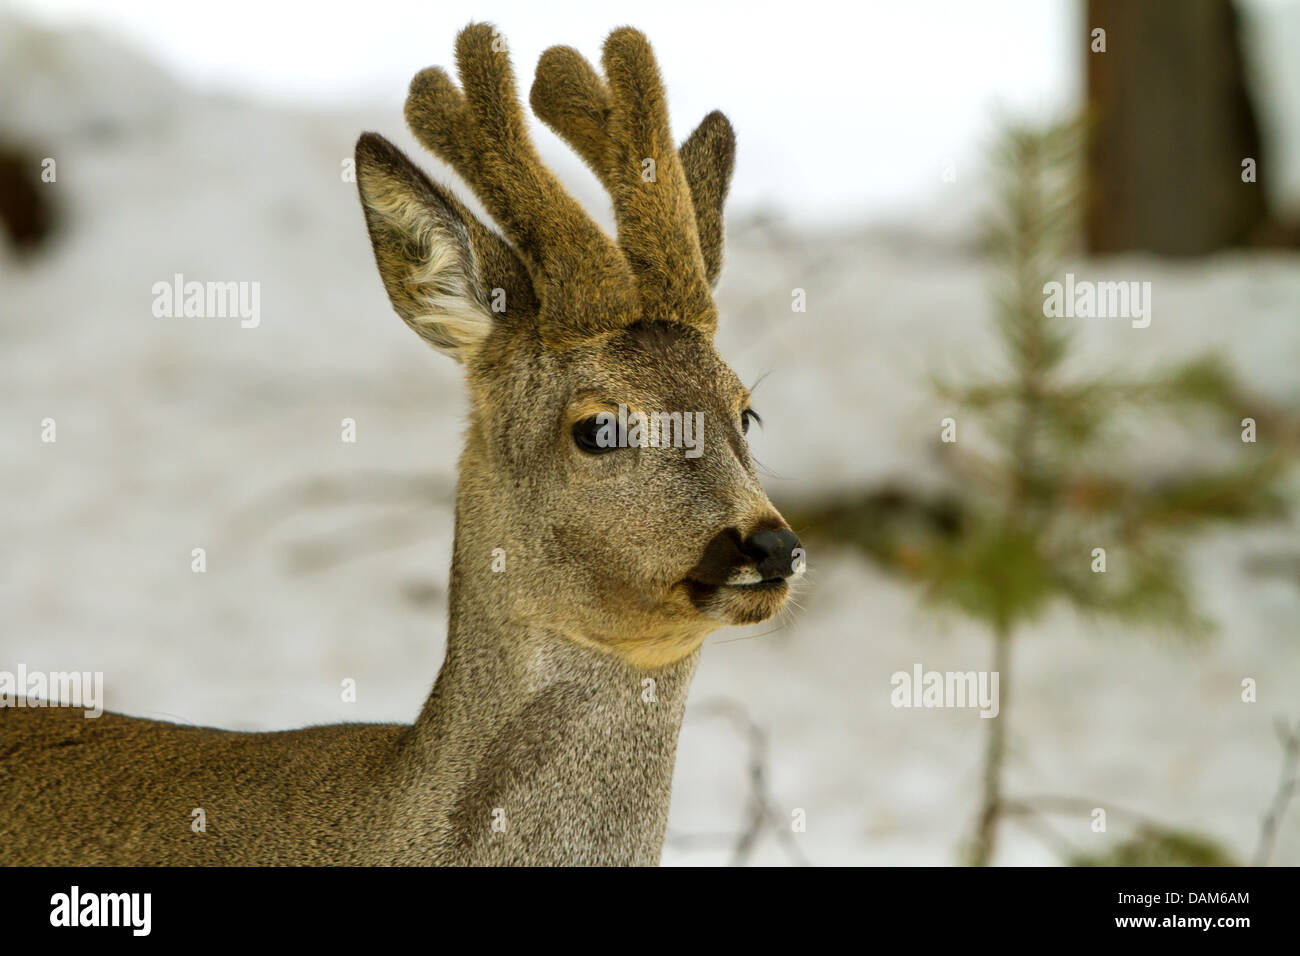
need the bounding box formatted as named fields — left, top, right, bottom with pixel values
left=530, top=28, right=735, bottom=335
left=404, top=23, right=640, bottom=344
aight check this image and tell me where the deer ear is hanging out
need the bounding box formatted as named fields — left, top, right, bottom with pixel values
left=355, top=132, right=521, bottom=362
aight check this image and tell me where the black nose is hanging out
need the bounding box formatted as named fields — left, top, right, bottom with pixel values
left=741, top=528, right=803, bottom=582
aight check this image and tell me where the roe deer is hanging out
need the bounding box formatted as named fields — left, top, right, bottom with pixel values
left=0, top=23, right=804, bottom=866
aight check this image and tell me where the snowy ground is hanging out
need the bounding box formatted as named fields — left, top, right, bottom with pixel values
left=3, top=16, right=1299, bottom=865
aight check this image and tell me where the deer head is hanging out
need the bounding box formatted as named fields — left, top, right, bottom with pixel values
left=355, top=23, right=803, bottom=670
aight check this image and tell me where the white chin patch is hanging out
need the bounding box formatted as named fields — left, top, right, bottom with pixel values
left=724, top=568, right=764, bottom=586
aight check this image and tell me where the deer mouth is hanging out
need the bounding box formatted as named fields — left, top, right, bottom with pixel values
left=721, top=576, right=788, bottom=592
left=683, top=575, right=790, bottom=625
left=685, top=576, right=787, bottom=594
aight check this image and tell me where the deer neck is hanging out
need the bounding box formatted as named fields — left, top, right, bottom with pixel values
left=387, top=473, right=701, bottom=866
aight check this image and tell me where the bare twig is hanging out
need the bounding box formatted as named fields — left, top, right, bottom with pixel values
left=1002, top=804, right=1078, bottom=860
left=1253, top=716, right=1300, bottom=866
left=997, top=793, right=1193, bottom=864
left=664, top=698, right=810, bottom=866
left=1003, top=793, right=1174, bottom=832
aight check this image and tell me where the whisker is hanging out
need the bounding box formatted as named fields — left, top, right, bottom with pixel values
left=716, top=623, right=786, bottom=645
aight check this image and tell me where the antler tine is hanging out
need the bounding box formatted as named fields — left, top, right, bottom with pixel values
left=531, top=28, right=717, bottom=333
left=530, top=45, right=612, bottom=174
left=404, top=23, right=639, bottom=342
left=677, top=111, right=735, bottom=289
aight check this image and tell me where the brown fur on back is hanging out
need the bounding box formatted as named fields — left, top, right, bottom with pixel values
left=1, top=705, right=403, bottom=865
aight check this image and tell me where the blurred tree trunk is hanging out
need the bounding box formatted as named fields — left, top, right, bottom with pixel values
left=0, top=145, right=54, bottom=254
left=1086, top=0, right=1268, bottom=255
left=969, top=620, right=1012, bottom=867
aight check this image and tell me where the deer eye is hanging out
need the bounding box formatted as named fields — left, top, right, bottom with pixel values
left=741, top=408, right=761, bottom=435
left=572, top=415, right=618, bottom=454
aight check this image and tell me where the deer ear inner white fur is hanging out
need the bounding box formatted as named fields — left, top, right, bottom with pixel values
left=356, top=141, right=496, bottom=362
